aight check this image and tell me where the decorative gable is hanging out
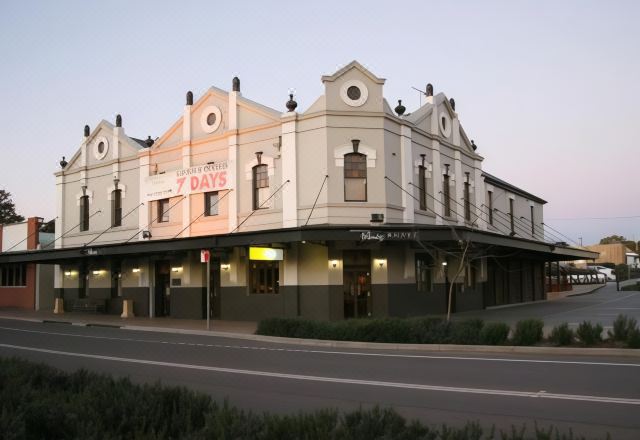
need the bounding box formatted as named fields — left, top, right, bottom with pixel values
left=320, top=60, right=386, bottom=112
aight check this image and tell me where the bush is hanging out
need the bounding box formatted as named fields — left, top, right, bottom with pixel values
left=480, top=322, right=511, bottom=345
left=549, top=323, right=574, bottom=346
left=576, top=321, right=604, bottom=346
left=608, top=314, right=638, bottom=342
left=448, top=319, right=484, bottom=345
left=627, top=328, right=640, bottom=349
left=512, top=319, right=544, bottom=346
left=0, top=357, right=605, bottom=439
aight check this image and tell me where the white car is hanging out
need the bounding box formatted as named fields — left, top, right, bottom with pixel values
left=591, top=265, right=616, bottom=281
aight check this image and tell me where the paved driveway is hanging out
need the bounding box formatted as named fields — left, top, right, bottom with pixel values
left=455, top=283, right=640, bottom=332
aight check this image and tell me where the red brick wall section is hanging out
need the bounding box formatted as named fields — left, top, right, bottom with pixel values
left=0, top=218, right=37, bottom=309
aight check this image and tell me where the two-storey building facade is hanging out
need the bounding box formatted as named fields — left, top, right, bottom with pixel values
left=0, top=61, right=597, bottom=320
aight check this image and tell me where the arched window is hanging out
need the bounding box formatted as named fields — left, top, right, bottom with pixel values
left=111, top=189, right=122, bottom=227
left=344, top=153, right=367, bottom=202
left=79, top=195, right=90, bottom=231
left=252, top=164, right=269, bottom=210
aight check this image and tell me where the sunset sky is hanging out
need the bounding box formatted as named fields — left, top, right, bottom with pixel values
left=0, top=0, right=638, bottom=245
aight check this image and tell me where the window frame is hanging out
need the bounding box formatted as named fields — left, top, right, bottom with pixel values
left=509, top=198, right=515, bottom=235
left=157, top=199, right=170, bottom=223
left=415, top=254, right=433, bottom=293
left=111, top=189, right=122, bottom=227
left=418, top=165, right=427, bottom=211
left=463, top=178, right=471, bottom=221
left=79, top=195, right=90, bottom=231
left=530, top=205, right=535, bottom=237
left=0, top=264, right=27, bottom=287
left=252, top=164, right=269, bottom=210
left=204, top=191, right=219, bottom=217
left=443, top=173, right=451, bottom=217
left=344, top=152, right=367, bottom=202
left=249, top=260, right=280, bottom=294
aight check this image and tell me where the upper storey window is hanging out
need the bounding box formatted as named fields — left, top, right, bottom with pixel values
left=344, top=153, right=367, bottom=202
left=79, top=194, right=89, bottom=232
left=253, top=164, right=269, bottom=210
left=111, top=189, right=122, bottom=227
left=463, top=173, right=471, bottom=221
left=158, top=199, right=170, bottom=223
left=443, top=165, right=451, bottom=217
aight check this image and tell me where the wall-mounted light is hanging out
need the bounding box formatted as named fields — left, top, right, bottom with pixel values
left=171, top=266, right=182, bottom=273
left=220, top=263, right=230, bottom=271
left=132, top=268, right=141, bottom=273
left=92, top=270, right=103, bottom=275
left=442, top=261, right=448, bottom=267
left=375, top=258, right=387, bottom=268
left=64, top=271, right=72, bottom=277
left=142, top=230, right=152, bottom=239
left=329, top=259, right=339, bottom=268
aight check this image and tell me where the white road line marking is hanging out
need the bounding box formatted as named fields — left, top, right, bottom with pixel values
left=0, top=343, right=638, bottom=406
left=0, top=325, right=639, bottom=368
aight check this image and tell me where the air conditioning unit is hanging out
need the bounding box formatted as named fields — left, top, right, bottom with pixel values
left=370, top=213, right=384, bottom=223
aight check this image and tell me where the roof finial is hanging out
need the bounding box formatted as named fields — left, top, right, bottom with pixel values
left=145, top=136, right=154, bottom=148
left=84, top=125, right=90, bottom=137
left=232, top=76, right=240, bottom=92
left=394, top=99, right=406, bottom=116
left=115, top=114, right=122, bottom=127
left=286, top=93, right=297, bottom=112
left=471, top=140, right=477, bottom=151
left=351, top=139, right=360, bottom=153
left=59, top=156, right=68, bottom=169
left=186, top=91, right=193, bottom=105
left=426, top=83, right=433, bottom=97
left=449, top=98, right=456, bottom=111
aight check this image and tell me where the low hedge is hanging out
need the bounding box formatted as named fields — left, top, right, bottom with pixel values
left=258, top=317, right=488, bottom=345
left=0, top=357, right=604, bottom=439
left=257, top=315, right=640, bottom=348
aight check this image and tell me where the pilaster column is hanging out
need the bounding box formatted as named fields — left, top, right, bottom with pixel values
left=431, top=141, right=443, bottom=225
left=227, top=90, right=240, bottom=231
left=474, top=160, right=486, bottom=230
left=281, top=114, right=298, bottom=228
left=138, top=151, right=150, bottom=239
left=454, top=151, right=464, bottom=224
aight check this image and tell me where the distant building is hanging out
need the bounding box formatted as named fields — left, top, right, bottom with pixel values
left=0, top=218, right=54, bottom=309
left=584, top=243, right=638, bottom=267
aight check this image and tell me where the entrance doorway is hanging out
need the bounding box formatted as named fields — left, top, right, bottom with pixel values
left=206, top=258, right=221, bottom=319
left=343, top=250, right=372, bottom=319
left=154, top=261, right=171, bottom=317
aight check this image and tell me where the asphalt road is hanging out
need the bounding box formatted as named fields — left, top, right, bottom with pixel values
left=1, top=318, right=639, bottom=439
left=456, top=283, right=640, bottom=332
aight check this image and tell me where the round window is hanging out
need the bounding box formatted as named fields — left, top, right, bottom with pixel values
left=347, top=86, right=361, bottom=100
left=200, top=106, right=222, bottom=133
left=97, top=142, right=105, bottom=154
left=340, top=80, right=369, bottom=107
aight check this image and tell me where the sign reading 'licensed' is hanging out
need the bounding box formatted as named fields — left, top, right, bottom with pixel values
left=143, top=161, right=231, bottom=201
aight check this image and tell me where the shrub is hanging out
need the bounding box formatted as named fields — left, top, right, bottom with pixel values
left=448, top=319, right=484, bottom=345
left=512, top=319, right=544, bottom=346
left=608, top=314, right=638, bottom=342
left=627, top=327, right=640, bottom=349
left=408, top=317, right=451, bottom=344
left=576, top=321, right=603, bottom=346
left=0, top=358, right=606, bottom=439
left=549, top=323, right=574, bottom=346
left=480, top=322, right=510, bottom=345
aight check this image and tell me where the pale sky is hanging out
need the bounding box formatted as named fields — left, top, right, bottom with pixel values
left=0, top=0, right=638, bottom=245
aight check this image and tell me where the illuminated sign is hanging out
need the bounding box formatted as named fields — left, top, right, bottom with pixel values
left=143, top=161, right=231, bottom=202
left=249, top=247, right=283, bottom=261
